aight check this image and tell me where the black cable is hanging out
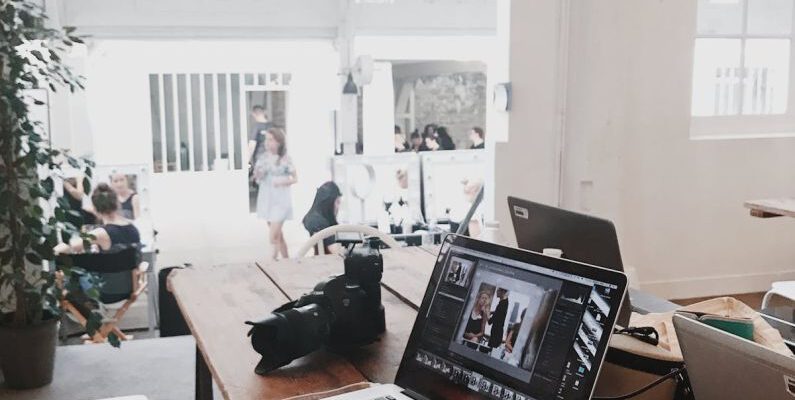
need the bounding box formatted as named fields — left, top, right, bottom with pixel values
left=346, top=241, right=357, bottom=256
left=592, top=367, right=685, bottom=400
left=614, top=326, right=660, bottom=346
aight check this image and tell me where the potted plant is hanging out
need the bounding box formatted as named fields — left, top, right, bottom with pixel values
left=0, top=0, right=114, bottom=389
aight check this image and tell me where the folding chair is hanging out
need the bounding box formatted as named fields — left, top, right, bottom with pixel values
left=294, top=224, right=402, bottom=258
left=762, top=281, right=795, bottom=310
left=58, top=246, right=150, bottom=343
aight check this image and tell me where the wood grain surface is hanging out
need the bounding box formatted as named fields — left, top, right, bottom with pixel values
left=256, top=251, right=422, bottom=384
left=745, top=197, right=795, bottom=218
left=380, top=246, right=439, bottom=309
left=169, top=263, right=365, bottom=400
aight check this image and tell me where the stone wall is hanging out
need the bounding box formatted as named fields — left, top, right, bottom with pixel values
left=397, top=71, right=487, bottom=149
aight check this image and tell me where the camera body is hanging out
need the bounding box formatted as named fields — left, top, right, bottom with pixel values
left=247, top=237, right=386, bottom=374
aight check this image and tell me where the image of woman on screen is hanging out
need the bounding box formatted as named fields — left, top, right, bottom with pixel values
left=463, top=290, right=492, bottom=347
left=254, top=127, right=297, bottom=261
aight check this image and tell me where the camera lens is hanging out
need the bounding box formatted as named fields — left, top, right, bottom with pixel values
left=246, top=303, right=331, bottom=374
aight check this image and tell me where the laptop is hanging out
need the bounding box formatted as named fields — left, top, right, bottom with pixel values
left=507, top=196, right=632, bottom=327
left=327, top=234, right=628, bottom=400
left=673, top=313, right=795, bottom=400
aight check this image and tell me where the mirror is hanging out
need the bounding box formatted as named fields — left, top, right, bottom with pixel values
left=392, top=61, right=487, bottom=151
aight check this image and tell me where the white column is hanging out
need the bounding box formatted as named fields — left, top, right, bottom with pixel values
left=338, top=0, right=358, bottom=155
left=483, top=0, right=512, bottom=223
left=493, top=0, right=566, bottom=243
left=362, top=61, right=395, bottom=156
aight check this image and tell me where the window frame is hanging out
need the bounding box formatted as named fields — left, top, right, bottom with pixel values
left=148, top=72, right=291, bottom=173
left=691, top=0, right=795, bottom=139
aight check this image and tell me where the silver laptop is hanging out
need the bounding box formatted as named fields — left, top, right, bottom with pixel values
left=673, top=313, right=795, bottom=400
left=327, top=234, right=628, bottom=400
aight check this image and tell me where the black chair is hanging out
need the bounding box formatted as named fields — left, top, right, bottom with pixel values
left=58, top=245, right=150, bottom=343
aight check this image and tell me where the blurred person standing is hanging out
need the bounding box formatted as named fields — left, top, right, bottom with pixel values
left=394, top=125, right=409, bottom=152
left=469, top=126, right=485, bottom=149
left=434, top=126, right=456, bottom=150
left=422, top=123, right=437, bottom=138
left=420, top=124, right=438, bottom=152
left=426, top=126, right=455, bottom=151
left=409, top=130, right=427, bottom=152
left=253, top=127, right=296, bottom=261
left=247, top=105, right=273, bottom=167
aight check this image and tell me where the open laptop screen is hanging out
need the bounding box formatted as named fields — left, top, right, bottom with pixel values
left=395, top=235, right=627, bottom=400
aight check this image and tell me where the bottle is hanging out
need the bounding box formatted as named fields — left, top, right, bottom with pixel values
left=480, top=221, right=505, bottom=245
left=402, top=219, right=413, bottom=235
left=377, top=209, right=390, bottom=233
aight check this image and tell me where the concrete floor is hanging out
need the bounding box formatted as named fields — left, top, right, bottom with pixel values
left=0, top=336, right=196, bottom=400
left=0, top=280, right=223, bottom=400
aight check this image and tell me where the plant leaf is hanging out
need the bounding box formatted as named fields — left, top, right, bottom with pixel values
left=82, top=177, right=91, bottom=195
left=25, top=252, right=42, bottom=265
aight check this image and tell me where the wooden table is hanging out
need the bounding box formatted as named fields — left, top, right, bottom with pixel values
left=169, top=245, right=677, bottom=400
left=745, top=198, right=795, bottom=218
left=169, top=246, right=440, bottom=400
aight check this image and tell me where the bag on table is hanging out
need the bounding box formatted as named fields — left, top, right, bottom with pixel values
left=593, top=296, right=792, bottom=400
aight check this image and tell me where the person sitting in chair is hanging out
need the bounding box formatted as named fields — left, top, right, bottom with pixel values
left=55, top=183, right=141, bottom=318
left=55, top=183, right=140, bottom=254
left=302, top=181, right=343, bottom=255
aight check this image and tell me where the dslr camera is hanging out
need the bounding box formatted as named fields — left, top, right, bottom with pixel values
left=246, top=236, right=386, bottom=374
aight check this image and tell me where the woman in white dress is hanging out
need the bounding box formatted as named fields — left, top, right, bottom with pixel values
left=253, top=127, right=297, bottom=261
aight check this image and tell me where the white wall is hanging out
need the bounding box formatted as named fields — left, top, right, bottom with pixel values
left=352, top=0, right=496, bottom=35
left=362, top=62, right=396, bottom=156
left=494, top=0, right=564, bottom=242
left=622, top=0, right=795, bottom=298
left=58, top=0, right=495, bottom=38
left=542, top=0, right=795, bottom=299
left=58, top=0, right=339, bottom=37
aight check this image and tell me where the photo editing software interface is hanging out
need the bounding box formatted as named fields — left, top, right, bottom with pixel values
left=408, top=243, right=619, bottom=400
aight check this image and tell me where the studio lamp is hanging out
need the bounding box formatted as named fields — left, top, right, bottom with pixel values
left=342, top=72, right=358, bottom=95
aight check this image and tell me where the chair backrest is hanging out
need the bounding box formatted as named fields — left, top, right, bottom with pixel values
left=60, top=245, right=141, bottom=303
left=295, top=224, right=402, bottom=258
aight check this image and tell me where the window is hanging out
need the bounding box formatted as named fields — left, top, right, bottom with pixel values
left=148, top=72, right=291, bottom=172
left=692, top=0, right=794, bottom=123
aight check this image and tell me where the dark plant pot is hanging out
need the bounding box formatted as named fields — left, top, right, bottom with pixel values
left=0, top=318, right=59, bottom=389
